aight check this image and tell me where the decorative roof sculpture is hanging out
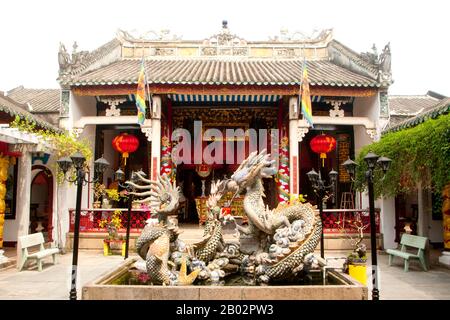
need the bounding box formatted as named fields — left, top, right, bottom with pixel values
left=57, top=23, right=392, bottom=90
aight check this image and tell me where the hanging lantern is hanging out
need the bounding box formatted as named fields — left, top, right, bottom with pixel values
left=310, top=133, right=336, bottom=167
left=112, top=133, right=140, bottom=165
left=196, top=164, right=211, bottom=178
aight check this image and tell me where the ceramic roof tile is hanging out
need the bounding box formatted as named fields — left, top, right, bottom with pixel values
left=63, top=58, right=379, bottom=87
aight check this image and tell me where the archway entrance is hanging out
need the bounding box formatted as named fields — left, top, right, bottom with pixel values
left=30, top=166, right=53, bottom=242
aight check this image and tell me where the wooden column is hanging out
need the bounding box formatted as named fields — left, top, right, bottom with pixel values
left=15, top=149, right=32, bottom=268
left=288, top=97, right=299, bottom=195
left=0, top=156, right=9, bottom=248
left=417, top=182, right=428, bottom=237
left=151, top=96, right=162, bottom=181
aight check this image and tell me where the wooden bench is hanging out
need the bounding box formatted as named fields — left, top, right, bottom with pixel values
left=386, top=234, right=428, bottom=272
left=18, top=233, right=59, bottom=272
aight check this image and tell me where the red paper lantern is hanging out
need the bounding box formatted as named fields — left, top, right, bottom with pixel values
left=310, top=134, right=336, bottom=167
left=112, top=133, right=139, bottom=165
left=196, top=164, right=211, bottom=178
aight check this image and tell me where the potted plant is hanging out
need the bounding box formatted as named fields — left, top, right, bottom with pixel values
left=102, top=188, right=120, bottom=209
left=98, top=210, right=125, bottom=256
left=337, top=213, right=368, bottom=285
left=92, top=183, right=106, bottom=208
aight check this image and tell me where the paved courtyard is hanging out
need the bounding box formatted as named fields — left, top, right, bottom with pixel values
left=324, top=250, right=450, bottom=300
left=0, top=250, right=123, bottom=300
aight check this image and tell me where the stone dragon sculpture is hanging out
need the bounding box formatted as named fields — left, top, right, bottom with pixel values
left=129, top=150, right=321, bottom=285
left=127, top=173, right=199, bottom=285
left=230, top=150, right=322, bottom=282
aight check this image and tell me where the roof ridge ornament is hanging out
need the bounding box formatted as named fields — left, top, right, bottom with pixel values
left=202, top=21, right=247, bottom=47
left=58, top=41, right=89, bottom=76
left=116, top=29, right=182, bottom=42
left=378, top=42, right=392, bottom=86
left=269, top=28, right=333, bottom=44
left=201, top=21, right=248, bottom=56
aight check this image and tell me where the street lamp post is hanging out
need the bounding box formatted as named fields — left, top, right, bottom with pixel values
left=114, top=169, right=146, bottom=259
left=342, top=153, right=391, bottom=301
left=306, top=168, right=338, bottom=258
left=57, top=153, right=109, bottom=301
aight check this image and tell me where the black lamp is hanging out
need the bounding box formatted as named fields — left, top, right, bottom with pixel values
left=57, top=151, right=109, bottom=301
left=377, top=156, right=392, bottom=174
left=94, top=156, right=110, bottom=174
left=342, top=157, right=358, bottom=177
left=57, top=156, right=73, bottom=174
left=364, top=152, right=379, bottom=170
left=70, top=152, right=86, bottom=170
left=329, top=169, right=338, bottom=183
left=115, top=168, right=125, bottom=182
left=306, top=169, right=319, bottom=187
left=341, top=153, right=391, bottom=301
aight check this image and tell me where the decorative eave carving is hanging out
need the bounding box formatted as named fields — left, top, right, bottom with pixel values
left=98, top=96, right=126, bottom=117
left=140, top=119, right=153, bottom=141
left=366, top=128, right=377, bottom=140
left=72, top=128, right=83, bottom=138
left=324, top=97, right=352, bottom=117
left=297, top=127, right=309, bottom=142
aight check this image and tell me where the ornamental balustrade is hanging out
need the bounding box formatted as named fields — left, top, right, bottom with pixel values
left=68, top=208, right=380, bottom=234
left=68, top=208, right=149, bottom=233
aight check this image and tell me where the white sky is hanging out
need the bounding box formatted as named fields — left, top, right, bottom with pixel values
left=0, top=0, right=449, bottom=96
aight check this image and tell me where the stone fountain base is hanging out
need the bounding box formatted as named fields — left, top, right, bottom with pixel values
left=82, top=258, right=368, bottom=300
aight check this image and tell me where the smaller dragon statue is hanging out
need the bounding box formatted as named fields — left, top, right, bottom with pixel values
left=127, top=173, right=198, bottom=285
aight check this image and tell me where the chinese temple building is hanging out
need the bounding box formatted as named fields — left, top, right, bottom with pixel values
left=0, top=91, right=60, bottom=255
left=57, top=23, right=393, bottom=250
left=380, top=95, right=450, bottom=261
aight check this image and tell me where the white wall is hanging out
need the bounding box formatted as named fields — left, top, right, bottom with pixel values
left=425, top=188, right=444, bottom=243
left=379, top=197, right=397, bottom=249
left=353, top=93, right=380, bottom=155
left=56, top=93, right=97, bottom=247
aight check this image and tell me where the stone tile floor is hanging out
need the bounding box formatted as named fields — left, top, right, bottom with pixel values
left=0, top=250, right=123, bottom=300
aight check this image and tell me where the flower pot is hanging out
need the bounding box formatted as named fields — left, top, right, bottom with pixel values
left=348, top=263, right=367, bottom=285
left=103, top=240, right=111, bottom=256
left=103, top=239, right=126, bottom=257
left=102, top=199, right=112, bottom=209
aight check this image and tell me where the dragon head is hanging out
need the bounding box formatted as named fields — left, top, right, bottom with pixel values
left=231, top=149, right=277, bottom=191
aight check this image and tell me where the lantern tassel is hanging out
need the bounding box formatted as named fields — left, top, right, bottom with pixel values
left=123, top=152, right=129, bottom=165
left=320, top=153, right=326, bottom=167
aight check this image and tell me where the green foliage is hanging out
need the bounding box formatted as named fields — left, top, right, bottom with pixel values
left=11, top=116, right=93, bottom=183
left=354, top=113, right=450, bottom=197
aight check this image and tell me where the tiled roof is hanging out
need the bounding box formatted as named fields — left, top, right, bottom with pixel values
left=388, top=95, right=441, bottom=116
left=7, top=87, right=60, bottom=113
left=64, top=58, right=379, bottom=87
left=329, top=40, right=379, bottom=77
left=384, top=98, right=450, bottom=133
left=0, top=92, right=61, bottom=132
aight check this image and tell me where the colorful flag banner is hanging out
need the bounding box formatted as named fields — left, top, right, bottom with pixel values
left=136, top=58, right=147, bottom=125
left=301, top=63, right=314, bottom=127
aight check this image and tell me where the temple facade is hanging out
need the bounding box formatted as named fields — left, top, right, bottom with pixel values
left=0, top=91, right=60, bottom=256
left=57, top=24, right=393, bottom=250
